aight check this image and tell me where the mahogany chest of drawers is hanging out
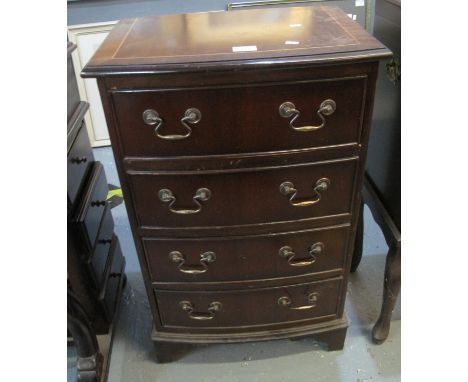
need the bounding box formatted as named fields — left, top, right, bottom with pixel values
left=82, top=6, right=391, bottom=358
left=68, top=42, right=126, bottom=335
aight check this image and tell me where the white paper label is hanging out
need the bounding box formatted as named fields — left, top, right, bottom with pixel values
left=284, top=41, right=300, bottom=45
left=232, top=45, right=257, bottom=53
left=355, top=0, right=365, bottom=6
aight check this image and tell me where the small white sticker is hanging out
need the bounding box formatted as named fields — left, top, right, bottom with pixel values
left=285, top=41, right=300, bottom=45
left=289, top=23, right=302, bottom=28
left=355, top=0, right=365, bottom=6
left=353, top=15, right=357, bottom=20
left=347, top=14, right=357, bottom=20
left=232, top=45, right=257, bottom=53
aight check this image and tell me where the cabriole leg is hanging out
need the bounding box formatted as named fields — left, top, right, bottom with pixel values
left=372, top=242, right=401, bottom=344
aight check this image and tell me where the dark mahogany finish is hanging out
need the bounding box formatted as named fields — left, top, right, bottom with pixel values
left=67, top=121, right=93, bottom=209
left=144, top=224, right=350, bottom=283
left=68, top=42, right=126, bottom=339
left=82, top=5, right=391, bottom=359
left=352, top=0, right=400, bottom=345
left=129, top=158, right=357, bottom=228
left=88, top=205, right=115, bottom=286
left=155, top=278, right=343, bottom=329
left=110, top=77, right=366, bottom=157
left=82, top=6, right=389, bottom=74
left=73, top=163, right=109, bottom=252
left=100, top=236, right=125, bottom=320
left=353, top=176, right=400, bottom=344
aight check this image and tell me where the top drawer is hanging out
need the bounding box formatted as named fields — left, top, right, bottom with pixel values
left=67, top=122, right=93, bottom=210
left=110, top=77, right=366, bottom=157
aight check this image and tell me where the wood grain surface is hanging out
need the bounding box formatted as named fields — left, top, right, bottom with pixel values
left=82, top=6, right=390, bottom=76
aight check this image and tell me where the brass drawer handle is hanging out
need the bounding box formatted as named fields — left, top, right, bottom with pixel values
left=279, top=99, right=336, bottom=132
left=142, top=108, right=201, bottom=140
left=179, top=301, right=222, bottom=320
left=279, top=178, right=330, bottom=207
left=158, top=188, right=211, bottom=215
left=169, top=251, right=216, bottom=274
left=279, top=242, right=324, bottom=267
left=278, top=292, right=319, bottom=310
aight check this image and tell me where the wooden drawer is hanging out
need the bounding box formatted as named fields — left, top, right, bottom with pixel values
left=73, top=162, right=109, bottom=251
left=110, top=77, right=366, bottom=157
left=67, top=122, right=93, bottom=209
left=154, top=278, right=342, bottom=328
left=88, top=205, right=114, bottom=286
left=143, top=225, right=349, bottom=283
left=129, top=158, right=357, bottom=228
left=100, top=235, right=125, bottom=320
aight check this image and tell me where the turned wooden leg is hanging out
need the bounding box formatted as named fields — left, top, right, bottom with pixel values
left=350, top=199, right=364, bottom=273
left=372, top=241, right=401, bottom=344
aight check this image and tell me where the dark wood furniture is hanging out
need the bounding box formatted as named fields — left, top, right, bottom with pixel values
left=353, top=177, right=400, bottom=344
left=68, top=42, right=126, bottom=337
left=351, top=0, right=401, bottom=344
left=82, top=6, right=390, bottom=360
left=68, top=289, right=103, bottom=382
left=367, top=0, right=401, bottom=228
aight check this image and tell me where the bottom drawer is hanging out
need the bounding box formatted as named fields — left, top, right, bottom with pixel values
left=100, top=236, right=125, bottom=320
left=155, top=278, right=342, bottom=329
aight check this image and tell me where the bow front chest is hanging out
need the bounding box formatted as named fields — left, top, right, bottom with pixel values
left=82, top=5, right=391, bottom=359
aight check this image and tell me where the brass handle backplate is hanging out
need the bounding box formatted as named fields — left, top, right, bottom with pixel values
left=278, top=292, right=319, bottom=310
left=169, top=251, right=216, bottom=274
left=179, top=301, right=222, bottom=320
left=279, top=99, right=336, bottom=132
left=279, top=178, right=330, bottom=207
left=142, top=108, right=201, bottom=140
left=158, top=187, right=211, bottom=215
left=279, top=242, right=324, bottom=267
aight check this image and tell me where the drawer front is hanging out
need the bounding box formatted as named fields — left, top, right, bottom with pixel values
left=143, top=225, right=349, bottom=283
left=67, top=123, right=93, bottom=208
left=111, top=77, right=365, bottom=157
left=89, top=205, right=115, bottom=286
left=129, top=159, right=356, bottom=228
left=101, top=236, right=124, bottom=319
left=77, top=163, right=109, bottom=248
left=155, top=278, right=342, bottom=328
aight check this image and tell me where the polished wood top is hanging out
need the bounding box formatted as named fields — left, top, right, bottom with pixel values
left=82, top=6, right=390, bottom=77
